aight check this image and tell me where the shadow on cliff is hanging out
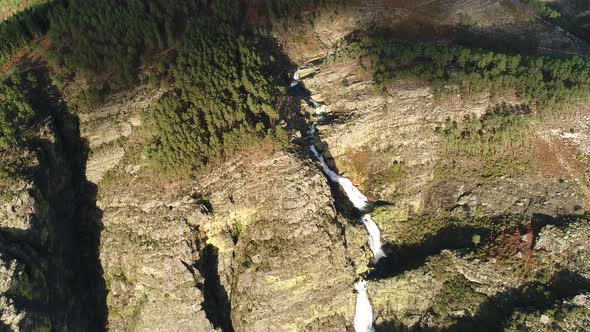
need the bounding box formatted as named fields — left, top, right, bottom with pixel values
left=445, top=269, right=590, bottom=331
left=374, top=269, right=590, bottom=332
left=367, top=224, right=489, bottom=280
left=0, top=68, right=108, bottom=330
left=195, top=244, right=234, bottom=332
left=368, top=213, right=588, bottom=281
left=34, top=68, right=107, bottom=331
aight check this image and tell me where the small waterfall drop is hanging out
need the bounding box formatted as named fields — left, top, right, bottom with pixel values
left=362, top=215, right=386, bottom=263
left=354, top=280, right=375, bottom=332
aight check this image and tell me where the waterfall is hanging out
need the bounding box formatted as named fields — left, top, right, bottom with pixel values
left=354, top=280, right=375, bottom=332
left=290, top=69, right=301, bottom=88
left=291, top=69, right=385, bottom=332
left=362, top=215, right=386, bottom=263
left=308, top=144, right=369, bottom=211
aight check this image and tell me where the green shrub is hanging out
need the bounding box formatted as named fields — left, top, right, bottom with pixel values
left=472, top=234, right=481, bottom=246
left=436, top=103, right=531, bottom=158
left=528, top=0, right=561, bottom=19
left=0, top=77, right=34, bottom=148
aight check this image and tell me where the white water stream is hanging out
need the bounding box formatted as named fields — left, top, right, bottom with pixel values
left=291, top=69, right=384, bottom=332
left=354, top=280, right=375, bottom=332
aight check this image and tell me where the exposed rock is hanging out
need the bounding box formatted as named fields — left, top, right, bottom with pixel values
left=0, top=109, right=107, bottom=331
left=273, top=0, right=587, bottom=64
left=86, top=145, right=125, bottom=184
left=535, top=221, right=590, bottom=278
left=0, top=256, right=27, bottom=331
left=300, top=55, right=586, bottom=231
left=79, top=85, right=165, bottom=184
left=0, top=181, right=35, bottom=230
left=370, top=250, right=522, bottom=330
left=99, top=199, right=212, bottom=331
left=193, top=151, right=357, bottom=331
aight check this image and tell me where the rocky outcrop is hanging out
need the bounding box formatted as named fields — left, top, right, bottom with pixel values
left=0, top=107, right=106, bottom=331
left=367, top=216, right=590, bottom=331
left=369, top=250, right=522, bottom=330
left=73, top=85, right=213, bottom=331
left=0, top=181, right=36, bottom=231
left=273, top=0, right=587, bottom=64
left=98, top=190, right=213, bottom=331
left=191, top=151, right=358, bottom=331
left=299, top=56, right=587, bottom=222
left=79, top=85, right=165, bottom=184
left=294, top=34, right=590, bottom=331
left=93, top=139, right=365, bottom=331
left=535, top=221, right=590, bottom=278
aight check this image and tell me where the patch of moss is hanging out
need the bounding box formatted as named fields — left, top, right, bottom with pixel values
left=373, top=206, right=524, bottom=247
left=9, top=266, right=47, bottom=303
left=432, top=275, right=488, bottom=325
left=31, top=318, right=52, bottom=332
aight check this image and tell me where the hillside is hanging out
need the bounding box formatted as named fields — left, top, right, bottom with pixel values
left=0, top=0, right=589, bottom=331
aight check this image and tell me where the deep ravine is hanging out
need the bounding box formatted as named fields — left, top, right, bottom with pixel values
left=290, top=69, right=385, bottom=332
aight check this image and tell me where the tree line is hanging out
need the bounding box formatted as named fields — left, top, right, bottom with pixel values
left=143, top=14, right=285, bottom=173
left=436, top=103, right=532, bottom=158
left=0, top=1, right=50, bottom=62
left=2, top=0, right=348, bottom=176
left=362, top=39, right=590, bottom=111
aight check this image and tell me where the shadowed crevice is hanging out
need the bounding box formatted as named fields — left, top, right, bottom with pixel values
left=367, top=224, right=489, bottom=280
left=195, top=244, right=234, bottom=332
left=374, top=269, right=590, bottom=332
left=0, top=67, right=107, bottom=331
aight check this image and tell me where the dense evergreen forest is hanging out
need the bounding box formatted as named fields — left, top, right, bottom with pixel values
left=1, top=0, right=314, bottom=175
left=2, top=0, right=590, bottom=174
left=326, top=38, right=590, bottom=111
left=0, top=1, right=49, bottom=63
left=47, top=0, right=206, bottom=88
left=144, top=11, right=286, bottom=172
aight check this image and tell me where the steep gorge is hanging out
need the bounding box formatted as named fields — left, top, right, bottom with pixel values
left=0, top=69, right=106, bottom=331
left=2, top=0, right=590, bottom=331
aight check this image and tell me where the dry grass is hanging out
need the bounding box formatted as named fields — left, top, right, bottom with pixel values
left=533, top=135, right=590, bottom=207
left=0, top=0, right=46, bottom=21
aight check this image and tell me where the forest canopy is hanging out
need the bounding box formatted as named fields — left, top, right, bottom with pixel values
left=5, top=0, right=590, bottom=175
left=144, top=14, right=285, bottom=173
left=325, top=38, right=590, bottom=111
left=0, top=1, right=50, bottom=61
left=0, top=76, right=34, bottom=148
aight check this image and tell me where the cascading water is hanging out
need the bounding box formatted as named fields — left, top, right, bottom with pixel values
left=354, top=280, right=375, bottom=332
left=362, top=215, right=386, bottom=263
left=291, top=69, right=385, bottom=332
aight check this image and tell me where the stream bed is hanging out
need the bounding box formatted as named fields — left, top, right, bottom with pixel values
left=291, top=69, right=385, bottom=332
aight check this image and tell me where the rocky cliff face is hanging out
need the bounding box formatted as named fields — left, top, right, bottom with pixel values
left=3, top=1, right=590, bottom=331
left=301, top=58, right=588, bottom=220
left=192, top=150, right=361, bottom=331
left=273, top=0, right=588, bottom=64
left=75, top=81, right=365, bottom=330
left=0, top=79, right=106, bottom=331
left=293, top=21, right=590, bottom=331
left=69, top=85, right=212, bottom=331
